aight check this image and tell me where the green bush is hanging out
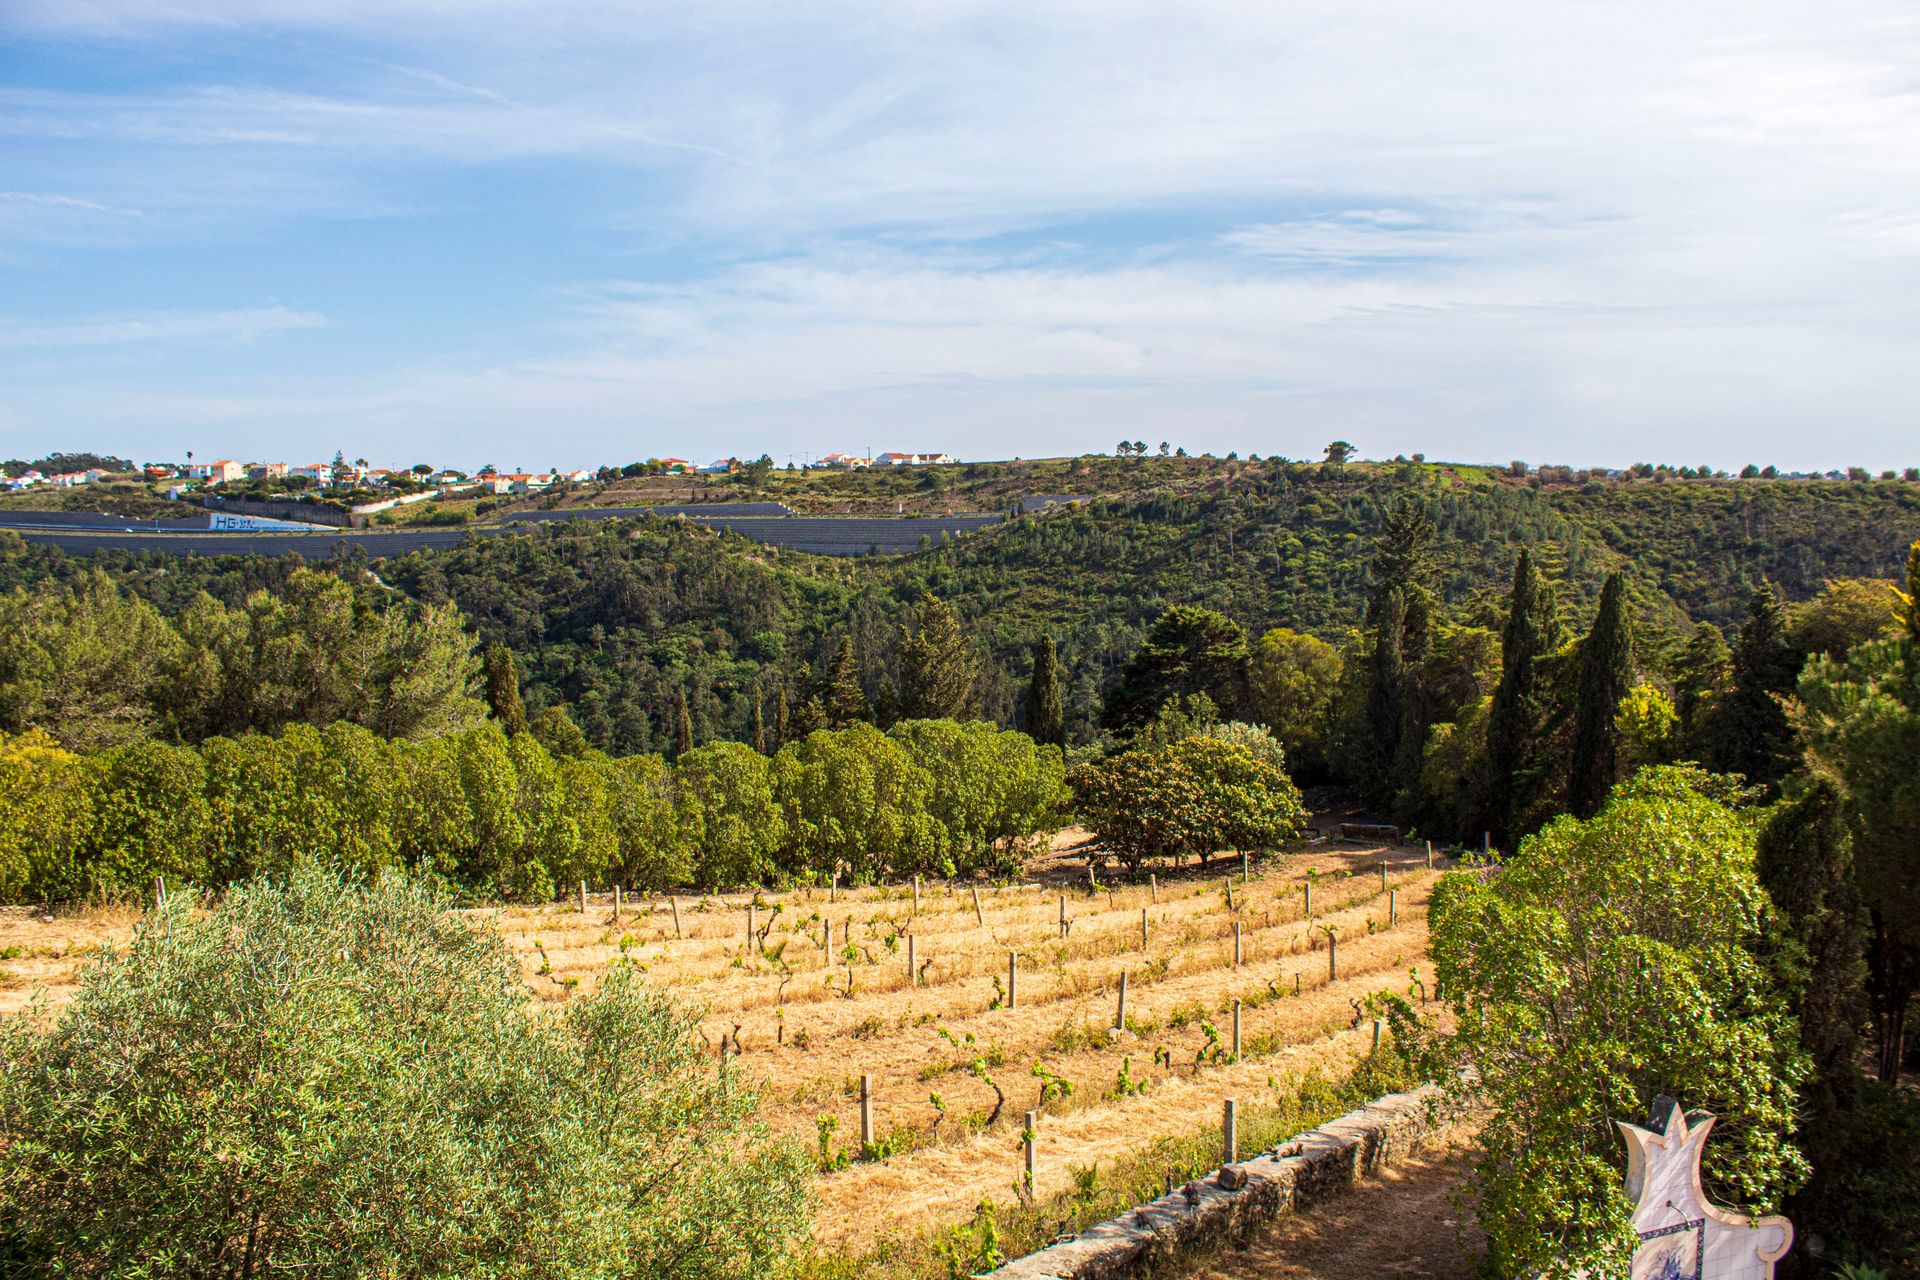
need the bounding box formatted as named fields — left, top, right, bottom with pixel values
left=1070, top=730, right=1305, bottom=872
left=1428, top=766, right=1808, bottom=1276
left=0, top=867, right=812, bottom=1278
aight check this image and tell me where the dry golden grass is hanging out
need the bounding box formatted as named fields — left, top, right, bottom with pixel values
left=491, top=841, right=1444, bottom=1250
left=0, top=903, right=141, bottom=1016
left=0, top=838, right=1448, bottom=1255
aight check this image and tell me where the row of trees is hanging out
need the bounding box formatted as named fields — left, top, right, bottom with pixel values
left=0, top=718, right=1067, bottom=905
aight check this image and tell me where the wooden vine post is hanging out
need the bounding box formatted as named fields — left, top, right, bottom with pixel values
left=859, top=1074, right=874, bottom=1150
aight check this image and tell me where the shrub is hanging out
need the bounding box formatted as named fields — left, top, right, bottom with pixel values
left=1428, top=766, right=1808, bottom=1276
left=0, top=866, right=812, bottom=1278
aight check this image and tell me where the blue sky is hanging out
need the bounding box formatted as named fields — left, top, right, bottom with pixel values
left=2, top=1, right=1917, bottom=472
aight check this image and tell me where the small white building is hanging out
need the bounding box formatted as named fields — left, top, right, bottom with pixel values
left=872, top=451, right=953, bottom=467
left=188, top=460, right=245, bottom=483
left=290, top=463, right=334, bottom=487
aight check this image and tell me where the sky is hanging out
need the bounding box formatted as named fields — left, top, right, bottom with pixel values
left=1, top=1, right=1917, bottom=472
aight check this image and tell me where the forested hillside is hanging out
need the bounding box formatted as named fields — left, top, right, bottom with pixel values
left=2, top=462, right=1916, bottom=753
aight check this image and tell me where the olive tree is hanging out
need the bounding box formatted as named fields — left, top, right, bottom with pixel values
left=0, top=866, right=812, bottom=1279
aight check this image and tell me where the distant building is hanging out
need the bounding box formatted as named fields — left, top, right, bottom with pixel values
left=248, top=462, right=289, bottom=480
left=500, top=472, right=556, bottom=492
left=697, top=458, right=739, bottom=474
left=814, top=453, right=872, bottom=469
left=188, top=460, right=245, bottom=483
left=872, top=451, right=954, bottom=467
left=290, top=463, right=334, bottom=487
left=656, top=458, right=696, bottom=475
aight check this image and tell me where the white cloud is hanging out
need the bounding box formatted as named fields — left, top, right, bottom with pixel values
left=0, top=306, right=326, bottom=349
left=0, top=1, right=1917, bottom=466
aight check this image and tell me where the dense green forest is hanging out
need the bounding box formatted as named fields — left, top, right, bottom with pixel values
left=4, top=463, right=1915, bottom=758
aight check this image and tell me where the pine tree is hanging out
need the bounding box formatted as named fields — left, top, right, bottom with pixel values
left=1025, top=634, right=1065, bottom=749
left=1483, top=550, right=1551, bottom=840
left=825, top=636, right=869, bottom=728
left=895, top=597, right=979, bottom=721
left=1567, top=573, right=1633, bottom=818
left=1711, top=583, right=1798, bottom=789
left=673, top=690, right=694, bottom=758
left=481, top=642, right=528, bottom=737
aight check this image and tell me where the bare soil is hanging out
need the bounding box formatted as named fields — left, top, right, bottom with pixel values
left=1189, top=1127, right=1485, bottom=1280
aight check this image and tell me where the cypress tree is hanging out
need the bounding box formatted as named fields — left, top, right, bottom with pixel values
left=825, top=636, right=869, bottom=728
left=1712, top=583, right=1799, bottom=789
left=1567, top=573, right=1633, bottom=818
left=1672, top=621, right=1732, bottom=759
left=481, top=642, right=528, bottom=737
left=1905, top=538, right=1920, bottom=639
left=1363, top=587, right=1407, bottom=800
left=751, top=698, right=768, bottom=755
left=1361, top=499, right=1437, bottom=809
left=673, top=690, right=695, bottom=758
left=895, top=597, right=979, bottom=721
left=1483, top=550, right=1550, bottom=840
left=1025, top=634, right=1065, bottom=750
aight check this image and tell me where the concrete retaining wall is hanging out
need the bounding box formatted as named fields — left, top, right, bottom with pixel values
left=987, top=1085, right=1452, bottom=1280
left=203, top=495, right=360, bottom=528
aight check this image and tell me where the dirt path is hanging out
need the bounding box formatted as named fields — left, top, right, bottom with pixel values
left=1189, top=1130, right=1484, bottom=1280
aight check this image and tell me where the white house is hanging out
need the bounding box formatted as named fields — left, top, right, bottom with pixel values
left=290, top=463, right=334, bottom=487
left=188, top=459, right=245, bottom=483
left=873, top=451, right=953, bottom=467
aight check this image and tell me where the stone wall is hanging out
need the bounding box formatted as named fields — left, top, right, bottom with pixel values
left=987, top=1085, right=1454, bottom=1280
